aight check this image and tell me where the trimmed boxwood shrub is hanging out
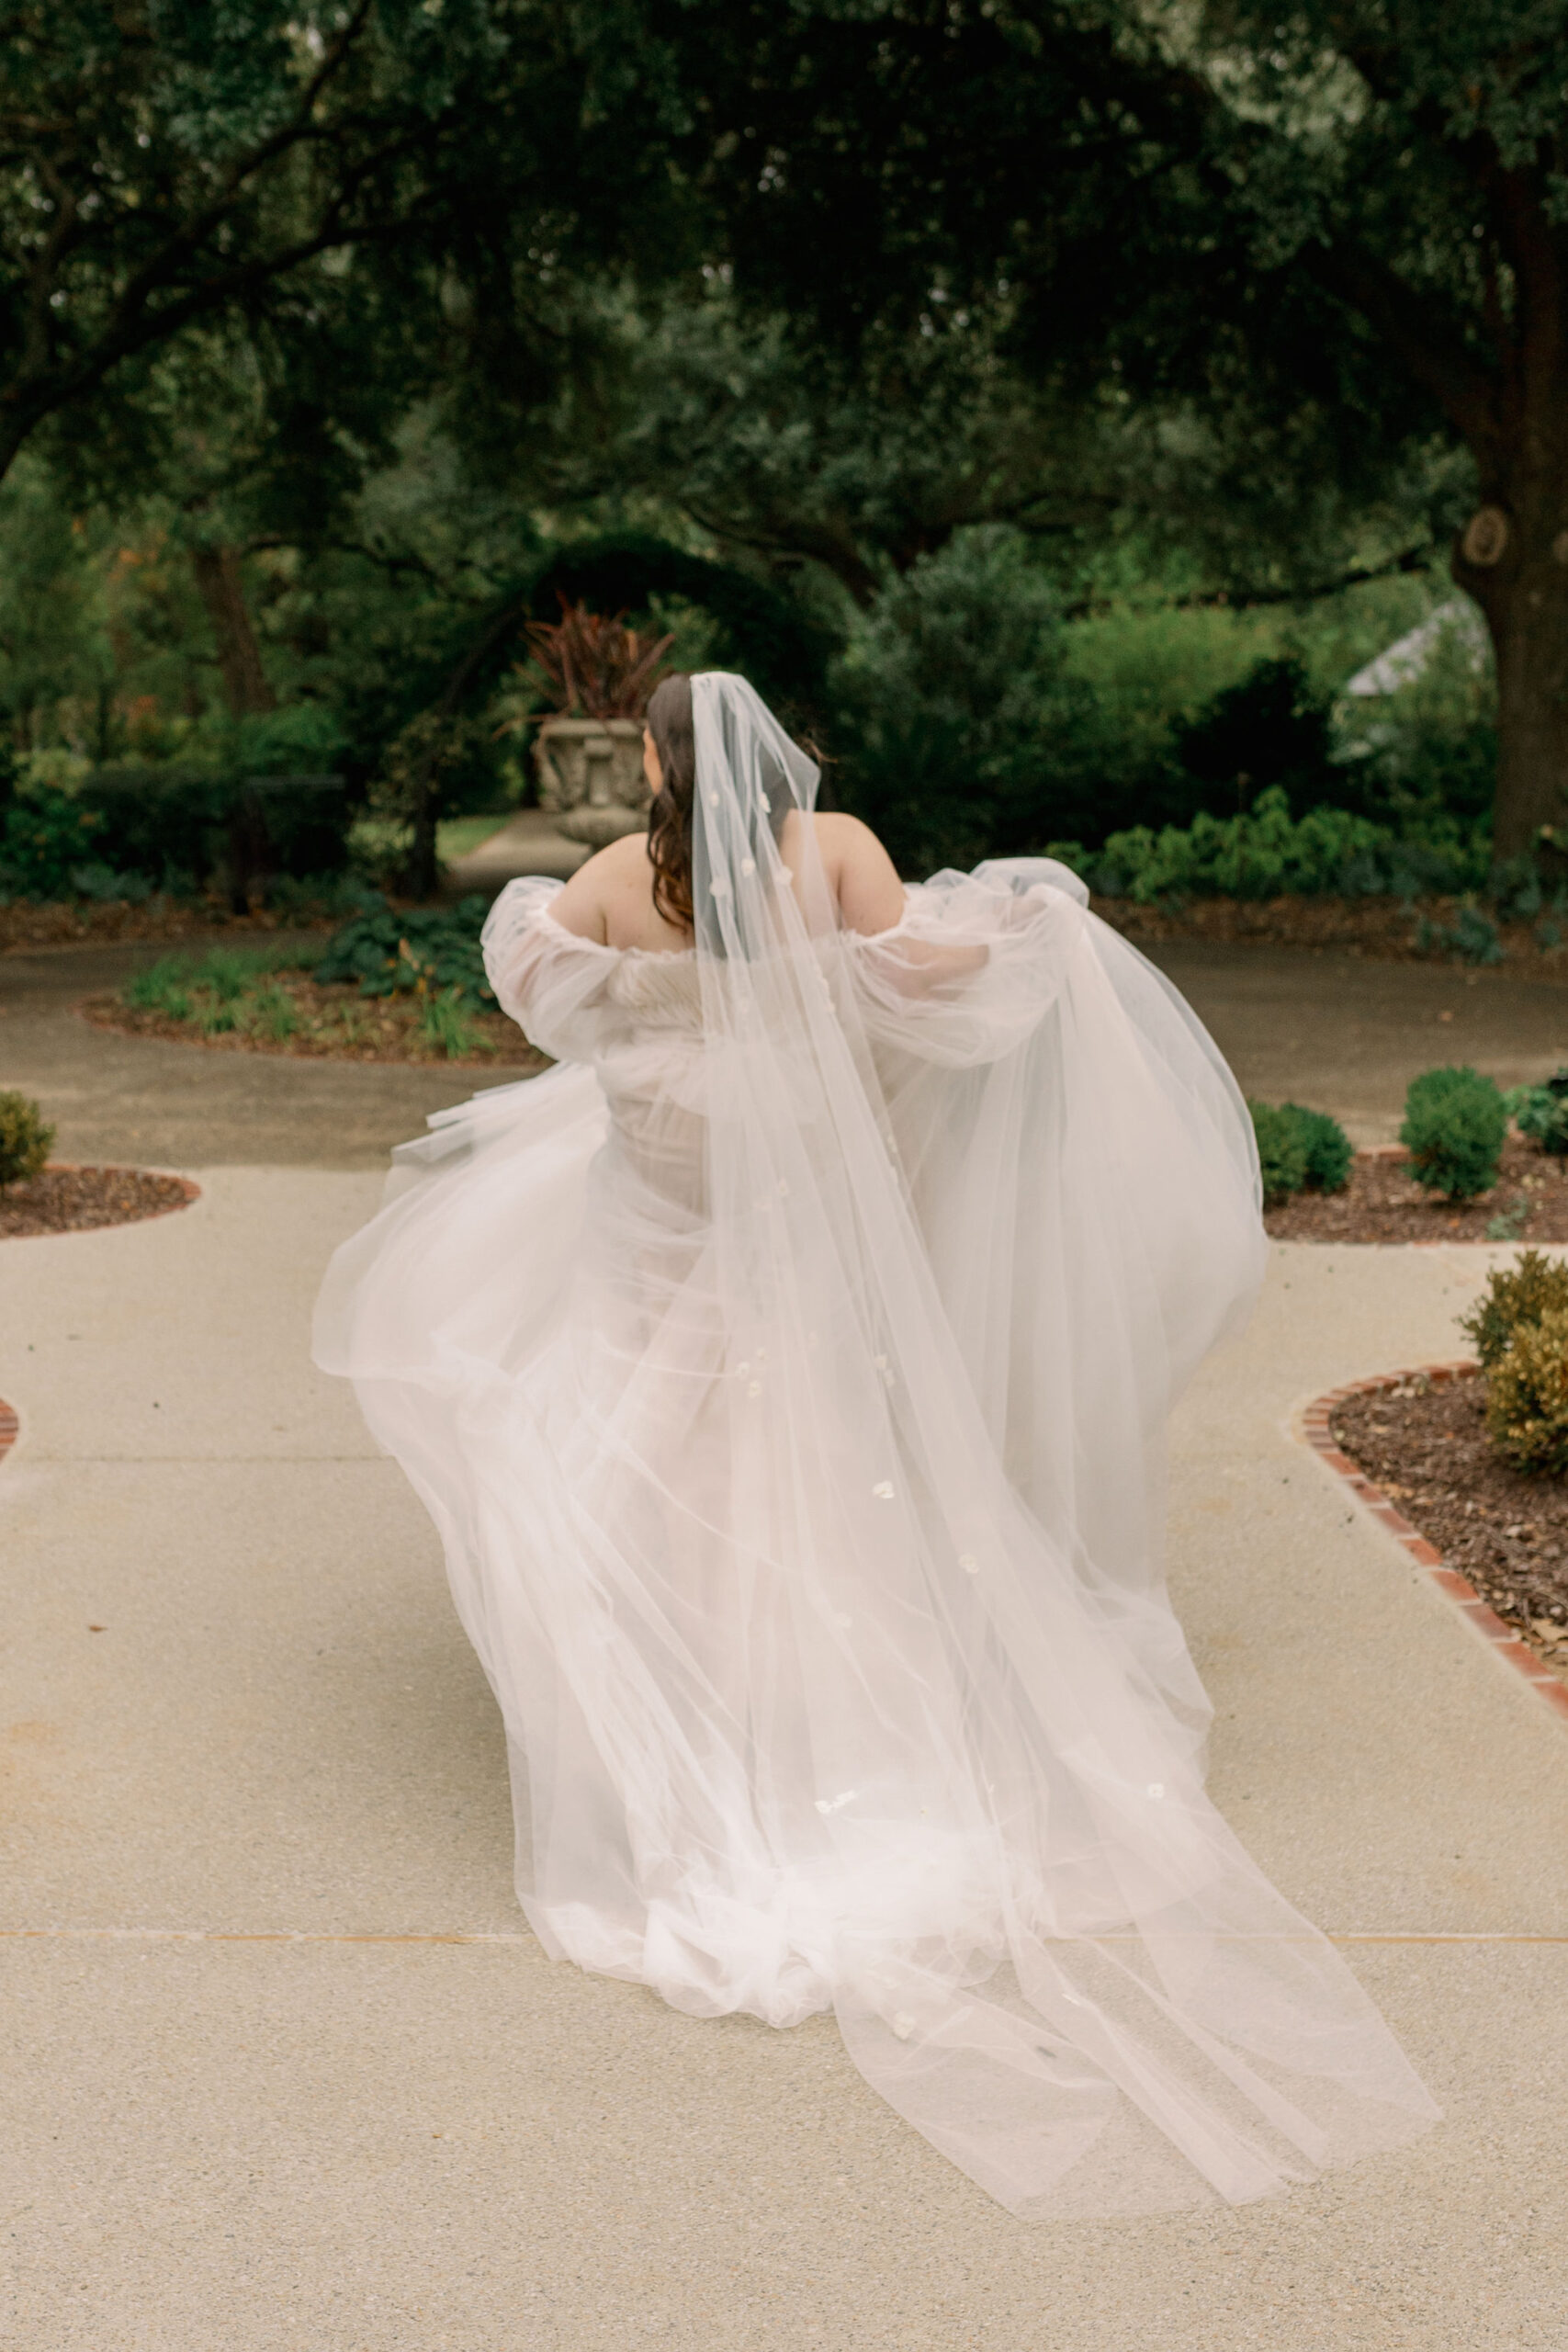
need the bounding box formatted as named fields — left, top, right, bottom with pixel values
left=1485, top=1305, right=1568, bottom=1473
left=0, top=1091, right=54, bottom=1190
left=1460, top=1250, right=1568, bottom=1370
left=1400, top=1065, right=1507, bottom=1199
left=1248, top=1100, right=1353, bottom=1203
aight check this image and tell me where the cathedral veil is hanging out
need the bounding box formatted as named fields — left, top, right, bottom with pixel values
left=313, top=671, right=1438, bottom=2216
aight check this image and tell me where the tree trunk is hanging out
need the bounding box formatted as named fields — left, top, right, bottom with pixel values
left=189, top=545, right=276, bottom=718
left=1454, top=470, right=1568, bottom=865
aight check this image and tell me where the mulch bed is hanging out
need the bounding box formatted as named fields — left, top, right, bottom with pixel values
left=7, top=887, right=1568, bottom=972
left=1265, top=1138, right=1568, bottom=1244
left=0, top=898, right=343, bottom=954
left=1096, top=890, right=1568, bottom=977
left=1332, top=1371, right=1568, bottom=1675
left=0, top=1164, right=195, bottom=1238
left=79, top=980, right=547, bottom=1070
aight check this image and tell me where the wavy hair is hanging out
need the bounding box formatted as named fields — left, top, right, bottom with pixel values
left=644, top=671, right=696, bottom=933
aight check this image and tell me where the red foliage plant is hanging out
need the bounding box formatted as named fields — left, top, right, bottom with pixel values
left=522, top=596, right=675, bottom=721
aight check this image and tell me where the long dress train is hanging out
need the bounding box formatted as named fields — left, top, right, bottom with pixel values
left=313, top=672, right=1438, bottom=2217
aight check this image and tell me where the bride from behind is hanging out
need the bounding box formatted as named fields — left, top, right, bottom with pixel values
left=314, top=669, right=1438, bottom=2217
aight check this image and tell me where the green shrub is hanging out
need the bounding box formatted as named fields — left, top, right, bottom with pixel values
left=1460, top=1249, right=1568, bottom=1369
left=0, top=787, right=106, bottom=899
left=1505, top=1070, right=1568, bottom=1156
left=1280, top=1102, right=1354, bottom=1193
left=1248, top=1100, right=1352, bottom=1201
left=1485, top=1305, right=1568, bottom=1473
left=1400, top=1065, right=1507, bottom=1199
left=1249, top=1102, right=1310, bottom=1202
left=314, top=893, right=495, bottom=1008
left=1413, top=899, right=1504, bottom=966
left=829, top=526, right=1101, bottom=871
left=1085, top=786, right=1489, bottom=906
left=0, top=1090, right=54, bottom=1189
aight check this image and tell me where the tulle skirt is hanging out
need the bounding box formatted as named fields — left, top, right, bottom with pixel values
left=314, top=870, right=1438, bottom=2215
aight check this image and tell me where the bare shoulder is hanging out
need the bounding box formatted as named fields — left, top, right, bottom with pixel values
left=807, top=811, right=906, bottom=935
left=810, top=810, right=883, bottom=860
left=550, top=831, right=651, bottom=943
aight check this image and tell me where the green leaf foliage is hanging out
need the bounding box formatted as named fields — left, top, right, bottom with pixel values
left=1400, top=1066, right=1508, bottom=1201
left=1485, top=1306, right=1568, bottom=1476
left=1461, top=1250, right=1568, bottom=1373
left=1505, top=1072, right=1568, bottom=1157
left=0, top=1091, right=54, bottom=1190
left=1088, top=787, right=1488, bottom=906
left=0, top=787, right=105, bottom=899
left=1248, top=1103, right=1310, bottom=1204
left=313, top=894, right=495, bottom=1009
left=1248, top=1100, right=1352, bottom=1203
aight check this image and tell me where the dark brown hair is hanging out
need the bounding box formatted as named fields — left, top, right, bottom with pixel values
left=645, top=671, right=695, bottom=933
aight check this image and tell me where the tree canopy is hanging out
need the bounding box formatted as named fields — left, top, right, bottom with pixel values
left=660, top=0, right=1568, bottom=852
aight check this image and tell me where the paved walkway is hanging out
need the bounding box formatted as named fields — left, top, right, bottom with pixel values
left=3, top=944, right=1568, bottom=2346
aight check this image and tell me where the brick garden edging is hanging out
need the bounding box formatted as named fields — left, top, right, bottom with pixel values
left=1296, top=1363, right=1568, bottom=1729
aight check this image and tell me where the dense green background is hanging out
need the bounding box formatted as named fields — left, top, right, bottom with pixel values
left=5, top=3, right=1560, bottom=898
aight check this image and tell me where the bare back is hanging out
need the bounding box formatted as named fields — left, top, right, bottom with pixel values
left=550, top=811, right=907, bottom=951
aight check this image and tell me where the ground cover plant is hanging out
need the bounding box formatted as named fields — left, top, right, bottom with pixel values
left=95, top=908, right=540, bottom=1069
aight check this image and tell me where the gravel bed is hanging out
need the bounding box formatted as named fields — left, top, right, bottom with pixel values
left=1266, top=1139, right=1568, bottom=1243
left=1332, top=1372, right=1568, bottom=1675
left=0, top=1164, right=193, bottom=1238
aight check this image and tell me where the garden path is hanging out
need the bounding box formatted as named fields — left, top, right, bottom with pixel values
left=2, top=1008, right=1567, bottom=2339
left=7, top=932, right=1568, bottom=1169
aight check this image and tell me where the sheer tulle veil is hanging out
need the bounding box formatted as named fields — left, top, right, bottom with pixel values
left=314, top=672, right=1438, bottom=2216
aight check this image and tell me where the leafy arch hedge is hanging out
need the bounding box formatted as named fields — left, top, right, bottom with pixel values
left=430, top=533, right=837, bottom=736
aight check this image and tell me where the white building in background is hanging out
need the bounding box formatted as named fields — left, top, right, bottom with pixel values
left=1342, top=597, right=1490, bottom=697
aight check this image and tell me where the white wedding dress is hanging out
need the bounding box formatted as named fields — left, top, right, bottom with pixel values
left=314, top=673, right=1438, bottom=2216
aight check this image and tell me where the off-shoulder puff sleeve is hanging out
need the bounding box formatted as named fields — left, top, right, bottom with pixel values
left=844, top=859, right=1088, bottom=1068
left=480, top=876, right=618, bottom=1066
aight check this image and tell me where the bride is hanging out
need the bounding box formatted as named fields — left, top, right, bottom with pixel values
left=314, top=669, right=1438, bottom=2217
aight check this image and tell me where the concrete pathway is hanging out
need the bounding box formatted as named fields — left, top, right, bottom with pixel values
left=3, top=1163, right=1566, bottom=2346
left=443, top=808, right=589, bottom=896
left=0, top=938, right=491, bottom=1169
left=6, top=933, right=1568, bottom=2344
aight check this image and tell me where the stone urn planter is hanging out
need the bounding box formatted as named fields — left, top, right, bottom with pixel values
left=534, top=718, right=649, bottom=848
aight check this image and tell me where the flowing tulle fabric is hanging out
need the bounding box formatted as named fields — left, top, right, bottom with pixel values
left=314, top=673, right=1438, bottom=2216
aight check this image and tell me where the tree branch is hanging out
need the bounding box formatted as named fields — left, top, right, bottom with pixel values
left=1063, top=540, right=1435, bottom=621
left=1301, top=235, right=1500, bottom=455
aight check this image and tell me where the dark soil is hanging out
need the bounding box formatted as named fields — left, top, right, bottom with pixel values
left=0, top=898, right=340, bottom=954
left=0, top=1163, right=193, bottom=1238
left=1098, top=890, right=1568, bottom=978
left=1265, top=1139, right=1568, bottom=1244
left=9, top=886, right=1568, bottom=974
left=80, top=981, right=547, bottom=1069
left=1333, top=1372, right=1568, bottom=1673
